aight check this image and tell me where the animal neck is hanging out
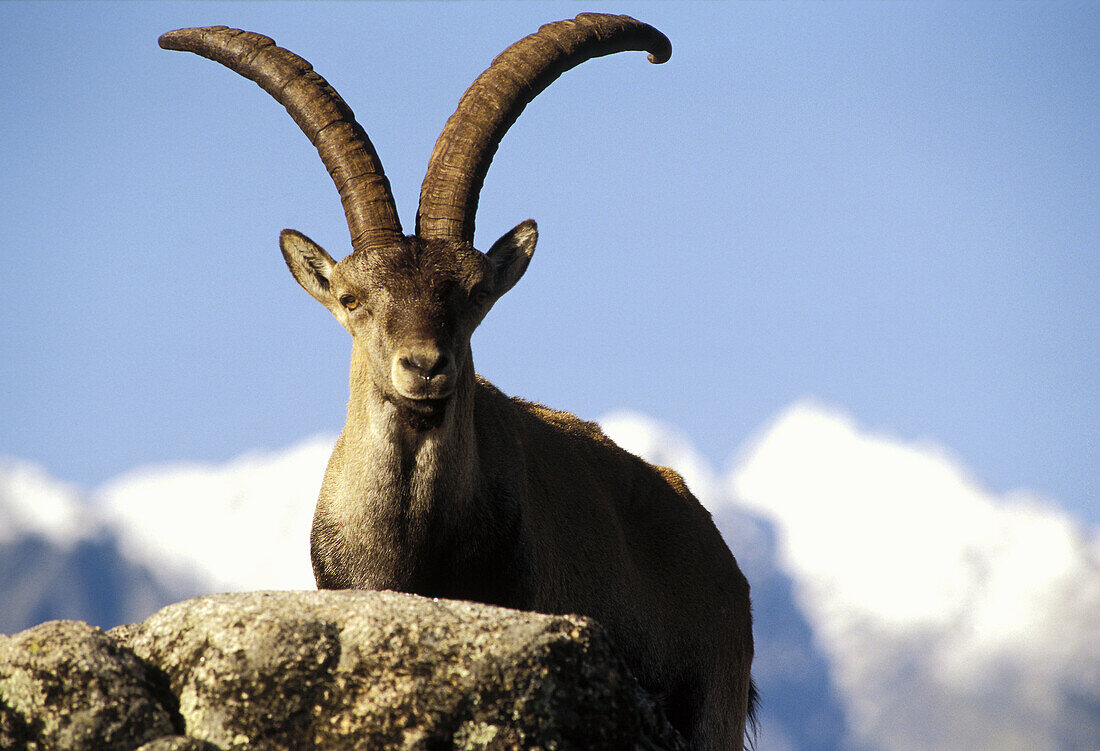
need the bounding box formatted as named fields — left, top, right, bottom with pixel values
left=316, top=342, right=527, bottom=603
left=317, top=341, right=484, bottom=593
left=343, top=342, right=479, bottom=519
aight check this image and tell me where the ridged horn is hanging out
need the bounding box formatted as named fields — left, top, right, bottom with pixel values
left=159, top=26, right=403, bottom=252
left=416, top=13, right=671, bottom=244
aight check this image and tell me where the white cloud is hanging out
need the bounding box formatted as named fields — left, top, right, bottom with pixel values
left=729, top=399, right=1100, bottom=751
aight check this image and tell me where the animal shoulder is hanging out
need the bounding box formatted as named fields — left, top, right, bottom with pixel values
left=476, top=378, right=697, bottom=506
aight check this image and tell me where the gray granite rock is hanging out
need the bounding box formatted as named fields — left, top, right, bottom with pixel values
left=3, top=590, right=686, bottom=750
left=134, top=736, right=221, bottom=750
left=117, top=590, right=686, bottom=750
left=0, top=619, right=177, bottom=750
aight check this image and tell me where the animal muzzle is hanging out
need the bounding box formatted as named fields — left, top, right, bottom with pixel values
left=391, top=343, right=456, bottom=403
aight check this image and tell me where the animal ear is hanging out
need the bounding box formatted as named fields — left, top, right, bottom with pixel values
left=487, top=219, right=537, bottom=297
left=280, top=229, right=337, bottom=307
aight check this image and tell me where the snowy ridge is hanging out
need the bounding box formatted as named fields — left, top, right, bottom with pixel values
left=95, top=435, right=333, bottom=592
left=0, top=457, right=93, bottom=548
left=0, top=458, right=201, bottom=633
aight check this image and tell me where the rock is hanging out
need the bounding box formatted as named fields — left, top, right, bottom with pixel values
left=2, top=590, right=686, bottom=750
left=135, top=737, right=221, bottom=750
left=0, top=620, right=177, bottom=750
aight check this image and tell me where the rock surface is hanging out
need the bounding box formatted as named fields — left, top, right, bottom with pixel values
left=0, top=620, right=177, bottom=750
left=1, top=590, right=686, bottom=750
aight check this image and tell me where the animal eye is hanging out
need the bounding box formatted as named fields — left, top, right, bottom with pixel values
left=472, top=289, right=491, bottom=306
left=339, top=294, right=359, bottom=310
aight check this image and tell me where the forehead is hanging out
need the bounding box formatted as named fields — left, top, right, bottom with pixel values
left=339, top=237, right=490, bottom=293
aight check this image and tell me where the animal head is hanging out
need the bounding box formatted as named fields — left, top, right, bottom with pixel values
left=279, top=224, right=536, bottom=420
left=159, top=16, right=670, bottom=425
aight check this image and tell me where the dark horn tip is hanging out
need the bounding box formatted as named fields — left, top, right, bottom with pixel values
left=647, top=33, right=672, bottom=65
left=578, top=13, right=671, bottom=64
left=648, top=49, right=671, bottom=65
left=158, top=29, right=185, bottom=50
left=157, top=26, right=230, bottom=50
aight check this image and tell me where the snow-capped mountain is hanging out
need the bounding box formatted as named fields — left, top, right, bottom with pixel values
left=1, top=402, right=1095, bottom=751
left=0, top=459, right=90, bottom=548
left=0, top=459, right=201, bottom=631
left=96, top=436, right=332, bottom=593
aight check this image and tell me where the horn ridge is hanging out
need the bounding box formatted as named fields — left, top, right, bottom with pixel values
left=159, top=26, right=403, bottom=252
left=416, top=13, right=671, bottom=243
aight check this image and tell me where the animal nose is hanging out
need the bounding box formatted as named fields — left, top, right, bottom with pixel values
left=393, top=342, right=456, bottom=401
left=399, top=348, right=450, bottom=380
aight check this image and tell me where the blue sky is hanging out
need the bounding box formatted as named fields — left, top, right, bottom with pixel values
left=2, top=1, right=1097, bottom=523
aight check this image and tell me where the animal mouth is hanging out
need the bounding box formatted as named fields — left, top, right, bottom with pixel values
left=391, top=395, right=451, bottom=431
left=402, top=396, right=449, bottom=414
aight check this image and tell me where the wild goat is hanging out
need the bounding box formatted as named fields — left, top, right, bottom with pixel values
left=161, top=14, right=754, bottom=749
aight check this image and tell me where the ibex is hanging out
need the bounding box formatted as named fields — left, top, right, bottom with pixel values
left=161, top=14, right=754, bottom=749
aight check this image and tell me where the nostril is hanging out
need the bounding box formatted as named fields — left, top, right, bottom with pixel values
left=399, top=355, right=426, bottom=378
left=401, top=350, right=450, bottom=379
left=427, top=351, right=451, bottom=377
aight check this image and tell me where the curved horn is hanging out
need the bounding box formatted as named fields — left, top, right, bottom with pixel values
left=159, top=26, right=403, bottom=252
left=416, top=13, right=671, bottom=244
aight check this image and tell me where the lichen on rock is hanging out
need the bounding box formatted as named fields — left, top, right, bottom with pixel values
left=2, top=590, right=687, bottom=750
left=0, top=620, right=177, bottom=750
